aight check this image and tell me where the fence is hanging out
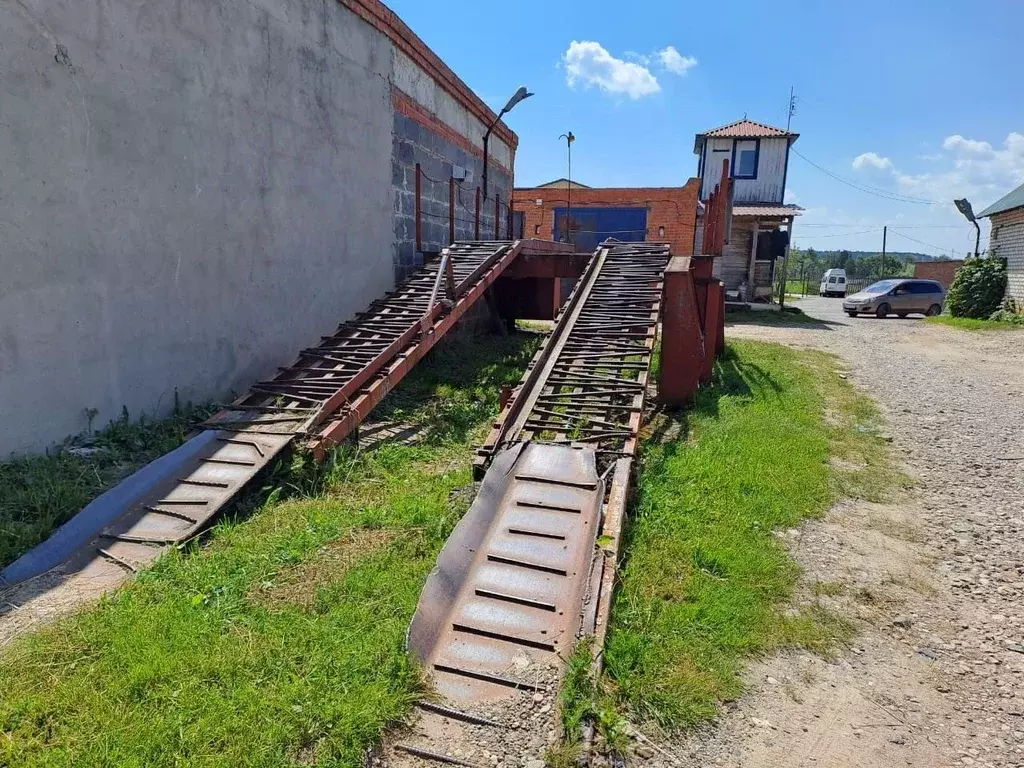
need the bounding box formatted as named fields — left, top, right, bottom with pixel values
left=414, top=163, right=515, bottom=253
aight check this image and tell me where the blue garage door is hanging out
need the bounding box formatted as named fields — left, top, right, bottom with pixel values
left=553, top=207, right=648, bottom=252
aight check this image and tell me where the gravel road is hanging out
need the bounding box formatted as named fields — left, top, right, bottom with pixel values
left=656, top=299, right=1024, bottom=768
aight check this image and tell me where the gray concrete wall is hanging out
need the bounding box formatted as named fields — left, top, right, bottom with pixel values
left=0, top=0, right=398, bottom=456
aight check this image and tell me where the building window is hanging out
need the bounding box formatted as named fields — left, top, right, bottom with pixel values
left=732, top=139, right=759, bottom=179
left=534, top=224, right=541, bottom=235
left=658, top=226, right=665, bottom=237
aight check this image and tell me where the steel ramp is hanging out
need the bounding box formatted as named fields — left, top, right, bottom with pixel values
left=2, top=242, right=522, bottom=587
left=408, top=442, right=603, bottom=705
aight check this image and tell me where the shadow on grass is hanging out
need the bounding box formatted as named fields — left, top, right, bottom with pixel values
left=726, top=308, right=839, bottom=330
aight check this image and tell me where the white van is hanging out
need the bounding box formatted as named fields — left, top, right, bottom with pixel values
left=820, top=269, right=847, bottom=298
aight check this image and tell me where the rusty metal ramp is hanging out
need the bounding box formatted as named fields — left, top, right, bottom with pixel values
left=3, top=242, right=523, bottom=591
left=408, top=442, right=604, bottom=706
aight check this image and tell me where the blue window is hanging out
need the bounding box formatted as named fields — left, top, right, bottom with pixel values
left=732, top=139, right=759, bottom=179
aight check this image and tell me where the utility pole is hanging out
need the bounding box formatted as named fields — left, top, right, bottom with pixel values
left=881, top=225, right=887, bottom=279
left=786, top=86, right=796, bottom=131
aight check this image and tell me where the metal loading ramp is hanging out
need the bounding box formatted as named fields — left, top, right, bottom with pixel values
left=3, top=241, right=524, bottom=589
left=394, top=242, right=669, bottom=765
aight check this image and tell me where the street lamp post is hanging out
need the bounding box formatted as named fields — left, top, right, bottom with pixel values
left=482, top=86, right=533, bottom=202
left=559, top=132, right=575, bottom=245
left=954, top=198, right=981, bottom=257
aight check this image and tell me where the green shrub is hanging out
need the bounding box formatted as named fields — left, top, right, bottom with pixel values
left=946, top=257, right=1007, bottom=318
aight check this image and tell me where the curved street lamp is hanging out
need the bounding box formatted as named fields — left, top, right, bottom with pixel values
left=954, top=198, right=981, bottom=257
left=559, top=132, right=575, bottom=244
left=482, top=86, right=533, bottom=200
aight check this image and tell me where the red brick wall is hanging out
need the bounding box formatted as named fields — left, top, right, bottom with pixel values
left=511, top=181, right=701, bottom=256
left=913, top=260, right=964, bottom=288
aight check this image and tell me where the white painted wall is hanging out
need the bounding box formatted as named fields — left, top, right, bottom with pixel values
left=699, top=136, right=790, bottom=204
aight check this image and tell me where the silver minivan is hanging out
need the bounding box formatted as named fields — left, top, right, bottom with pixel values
left=842, top=278, right=945, bottom=318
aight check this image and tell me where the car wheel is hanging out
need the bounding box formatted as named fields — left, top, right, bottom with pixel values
left=897, top=313, right=908, bottom=318
left=927, top=304, right=942, bottom=316
left=875, top=303, right=890, bottom=318
left=846, top=311, right=857, bottom=317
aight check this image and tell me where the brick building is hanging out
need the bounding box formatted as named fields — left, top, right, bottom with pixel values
left=913, top=260, right=964, bottom=288
left=510, top=182, right=700, bottom=256
left=979, top=182, right=1024, bottom=303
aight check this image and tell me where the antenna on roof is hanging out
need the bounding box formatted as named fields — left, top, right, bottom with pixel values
left=787, top=86, right=796, bottom=131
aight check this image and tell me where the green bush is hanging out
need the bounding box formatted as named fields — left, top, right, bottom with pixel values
left=989, top=298, right=1024, bottom=325
left=946, top=257, right=1008, bottom=318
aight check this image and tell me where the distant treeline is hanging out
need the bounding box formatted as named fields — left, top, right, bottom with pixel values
left=786, top=247, right=952, bottom=288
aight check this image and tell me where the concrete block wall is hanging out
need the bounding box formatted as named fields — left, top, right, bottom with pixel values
left=391, top=91, right=512, bottom=276
left=0, top=0, right=517, bottom=456
left=511, top=183, right=700, bottom=258
left=990, top=208, right=1024, bottom=303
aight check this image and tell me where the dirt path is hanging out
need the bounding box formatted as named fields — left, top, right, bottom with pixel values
left=657, top=301, right=1024, bottom=768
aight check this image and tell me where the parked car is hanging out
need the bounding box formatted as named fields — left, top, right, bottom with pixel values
left=842, top=278, right=945, bottom=318
left=819, top=268, right=847, bottom=297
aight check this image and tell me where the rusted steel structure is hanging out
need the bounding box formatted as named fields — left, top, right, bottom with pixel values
left=476, top=242, right=668, bottom=473
left=396, top=242, right=670, bottom=765
left=702, top=158, right=733, bottom=257
left=8, top=242, right=546, bottom=588
left=658, top=158, right=731, bottom=405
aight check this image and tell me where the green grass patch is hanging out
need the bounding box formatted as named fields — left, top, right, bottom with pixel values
left=925, top=315, right=1023, bottom=331
left=0, top=331, right=540, bottom=768
left=604, top=340, right=901, bottom=730
left=0, top=401, right=216, bottom=569
left=725, top=308, right=827, bottom=327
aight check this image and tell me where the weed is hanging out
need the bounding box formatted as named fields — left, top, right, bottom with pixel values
left=0, top=331, right=540, bottom=767
left=812, top=581, right=848, bottom=597
left=603, top=341, right=897, bottom=731
left=925, top=315, right=1022, bottom=331
left=0, top=401, right=216, bottom=569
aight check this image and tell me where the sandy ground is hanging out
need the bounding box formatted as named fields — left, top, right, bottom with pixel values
left=646, top=300, right=1024, bottom=768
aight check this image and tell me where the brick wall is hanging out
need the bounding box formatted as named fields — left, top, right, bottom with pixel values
left=990, top=207, right=1024, bottom=302
left=913, top=260, right=964, bottom=288
left=391, top=91, right=512, bottom=277
left=511, top=182, right=700, bottom=257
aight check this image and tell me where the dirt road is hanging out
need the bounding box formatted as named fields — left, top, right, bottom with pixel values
left=666, top=300, right=1024, bottom=768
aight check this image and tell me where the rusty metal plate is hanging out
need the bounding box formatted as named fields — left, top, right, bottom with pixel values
left=408, top=442, right=603, bottom=705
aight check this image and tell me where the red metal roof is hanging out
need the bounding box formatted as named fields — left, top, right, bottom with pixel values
left=699, top=119, right=797, bottom=139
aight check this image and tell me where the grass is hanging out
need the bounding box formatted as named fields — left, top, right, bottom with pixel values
left=725, top=308, right=827, bottom=327
left=602, top=340, right=904, bottom=731
left=0, top=331, right=540, bottom=768
left=925, top=314, right=1023, bottom=331
left=0, top=401, right=216, bottom=570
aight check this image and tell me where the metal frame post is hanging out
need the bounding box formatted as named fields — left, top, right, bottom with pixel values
left=659, top=256, right=705, bottom=406
left=475, top=187, right=481, bottom=240
left=415, top=163, right=422, bottom=253
left=449, top=178, right=455, bottom=245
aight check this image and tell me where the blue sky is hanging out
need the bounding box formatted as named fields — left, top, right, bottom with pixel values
left=388, top=0, right=1023, bottom=256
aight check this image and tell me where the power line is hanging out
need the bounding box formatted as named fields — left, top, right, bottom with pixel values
left=794, top=228, right=878, bottom=239
left=886, top=229, right=952, bottom=254
left=791, top=149, right=943, bottom=205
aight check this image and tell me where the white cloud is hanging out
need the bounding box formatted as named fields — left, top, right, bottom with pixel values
left=656, top=46, right=697, bottom=76
left=849, top=133, right=1024, bottom=210
left=563, top=41, right=660, bottom=99
left=895, top=132, right=1024, bottom=205
left=852, top=152, right=893, bottom=171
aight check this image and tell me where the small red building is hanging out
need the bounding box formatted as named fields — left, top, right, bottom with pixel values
left=511, top=180, right=700, bottom=257
left=913, top=259, right=964, bottom=288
